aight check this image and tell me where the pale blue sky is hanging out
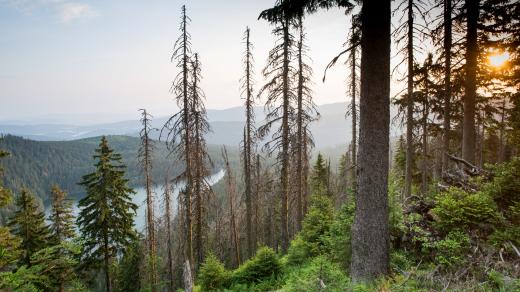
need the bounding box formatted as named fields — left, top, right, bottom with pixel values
left=1, top=1, right=404, bottom=124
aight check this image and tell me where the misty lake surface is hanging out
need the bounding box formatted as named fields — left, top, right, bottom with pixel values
left=46, top=169, right=225, bottom=233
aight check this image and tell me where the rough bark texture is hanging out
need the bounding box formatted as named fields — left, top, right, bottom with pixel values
left=350, top=35, right=358, bottom=195
left=350, top=0, right=391, bottom=282
left=442, top=0, right=452, bottom=173
left=405, top=0, right=414, bottom=198
left=462, top=0, right=479, bottom=164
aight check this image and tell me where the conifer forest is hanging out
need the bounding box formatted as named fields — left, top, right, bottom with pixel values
left=1, top=0, right=520, bottom=291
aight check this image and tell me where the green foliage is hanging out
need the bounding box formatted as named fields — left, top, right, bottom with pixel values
left=432, top=187, right=499, bottom=233
left=281, top=256, right=349, bottom=292
left=77, top=136, right=137, bottom=273
left=198, top=253, right=231, bottom=291
left=287, top=235, right=309, bottom=266
left=325, top=202, right=354, bottom=269
left=8, top=189, right=50, bottom=267
left=49, top=184, right=76, bottom=244
left=232, top=246, right=281, bottom=285
left=0, top=135, right=226, bottom=203
left=424, top=230, right=470, bottom=268
left=116, top=236, right=143, bottom=292
left=300, top=194, right=335, bottom=256
left=0, top=242, right=81, bottom=291
left=310, top=153, right=329, bottom=197
left=485, top=157, right=520, bottom=213
left=0, top=226, right=21, bottom=270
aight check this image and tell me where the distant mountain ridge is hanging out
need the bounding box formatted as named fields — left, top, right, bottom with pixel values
left=0, top=102, right=401, bottom=148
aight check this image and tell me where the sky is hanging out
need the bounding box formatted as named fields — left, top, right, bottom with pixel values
left=0, top=1, right=413, bottom=125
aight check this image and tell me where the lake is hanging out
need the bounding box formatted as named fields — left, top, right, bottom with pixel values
left=46, top=169, right=226, bottom=232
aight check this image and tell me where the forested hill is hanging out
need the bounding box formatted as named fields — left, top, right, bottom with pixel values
left=0, top=135, right=233, bottom=204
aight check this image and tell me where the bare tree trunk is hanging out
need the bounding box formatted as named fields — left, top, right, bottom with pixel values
left=223, top=147, right=241, bottom=267
left=442, top=0, right=452, bottom=173
left=183, top=260, right=193, bottom=292
left=164, top=176, right=175, bottom=292
left=351, top=0, right=391, bottom=282
left=193, top=112, right=204, bottom=268
left=181, top=6, right=194, bottom=268
left=421, top=99, right=429, bottom=194
left=351, top=37, right=358, bottom=196
left=295, top=15, right=305, bottom=232
left=405, top=0, right=414, bottom=198
left=140, top=109, right=157, bottom=291
left=498, top=99, right=506, bottom=163
left=462, top=0, right=479, bottom=164
left=280, top=17, right=291, bottom=253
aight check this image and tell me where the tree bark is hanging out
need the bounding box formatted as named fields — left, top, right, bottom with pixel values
left=351, top=34, right=358, bottom=196
left=405, top=0, right=414, bottom=198
left=462, top=0, right=479, bottom=164
left=164, top=176, right=175, bottom=292
left=296, top=15, right=305, bottom=231
left=442, top=0, right=452, bottom=173
left=350, top=0, right=391, bottom=282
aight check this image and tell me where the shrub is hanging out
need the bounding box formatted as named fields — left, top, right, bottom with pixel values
left=281, top=256, right=349, bottom=292
left=198, top=253, right=230, bottom=291
left=287, top=235, right=309, bottom=266
left=432, top=187, right=499, bottom=233
left=232, top=246, right=281, bottom=285
left=326, top=202, right=354, bottom=269
left=423, top=230, right=470, bottom=268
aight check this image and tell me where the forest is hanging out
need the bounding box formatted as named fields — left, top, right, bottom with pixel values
left=0, top=0, right=519, bottom=291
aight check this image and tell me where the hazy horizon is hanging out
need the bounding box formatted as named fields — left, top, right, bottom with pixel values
left=1, top=0, right=361, bottom=122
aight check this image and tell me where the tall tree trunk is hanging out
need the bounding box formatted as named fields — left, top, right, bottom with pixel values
left=302, top=125, right=310, bottom=214
left=181, top=6, right=194, bottom=268
left=223, top=147, right=240, bottom=267
left=442, top=0, right=452, bottom=173
left=243, top=129, right=253, bottom=257
left=462, top=0, right=479, bottom=164
left=193, top=111, right=204, bottom=268
left=351, top=0, right=391, bottom=282
left=498, top=99, right=506, bottom=163
left=351, top=35, right=358, bottom=196
left=296, top=15, right=305, bottom=231
left=141, top=109, right=157, bottom=292
left=405, top=0, right=414, bottom=198
left=280, top=17, right=291, bottom=253
left=421, top=99, right=429, bottom=194
left=242, top=27, right=255, bottom=257
left=164, top=176, right=175, bottom=292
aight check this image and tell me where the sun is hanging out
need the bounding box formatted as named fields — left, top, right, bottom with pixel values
left=488, top=50, right=510, bottom=68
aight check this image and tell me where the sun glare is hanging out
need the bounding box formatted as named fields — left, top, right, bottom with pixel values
left=488, top=51, right=510, bottom=68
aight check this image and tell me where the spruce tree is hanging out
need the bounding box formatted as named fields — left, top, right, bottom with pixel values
left=0, top=147, right=20, bottom=270
left=8, top=188, right=50, bottom=267
left=77, top=136, right=137, bottom=292
left=49, top=184, right=76, bottom=244
left=310, top=153, right=329, bottom=197
left=48, top=184, right=77, bottom=292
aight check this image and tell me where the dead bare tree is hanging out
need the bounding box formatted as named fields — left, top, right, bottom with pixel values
left=138, top=109, right=158, bottom=291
